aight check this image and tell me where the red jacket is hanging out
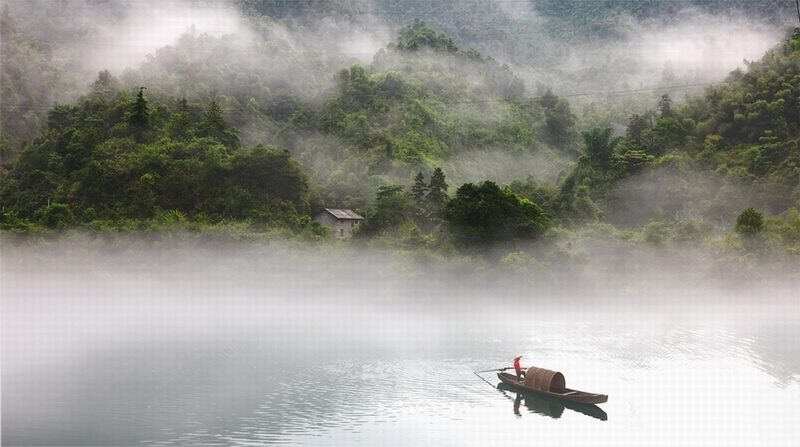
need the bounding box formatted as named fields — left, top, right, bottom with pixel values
left=514, top=358, right=522, bottom=373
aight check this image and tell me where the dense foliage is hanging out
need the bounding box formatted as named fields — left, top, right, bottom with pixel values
left=443, top=181, right=551, bottom=248
left=0, top=77, right=324, bottom=237
left=1, top=1, right=799, bottom=280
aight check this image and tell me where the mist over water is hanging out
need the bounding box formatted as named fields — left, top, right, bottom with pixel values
left=2, top=242, right=798, bottom=445
left=2, top=1, right=799, bottom=444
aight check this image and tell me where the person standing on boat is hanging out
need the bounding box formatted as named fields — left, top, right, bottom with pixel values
left=514, top=355, right=525, bottom=381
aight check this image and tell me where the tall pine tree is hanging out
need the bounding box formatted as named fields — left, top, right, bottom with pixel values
left=424, top=167, right=448, bottom=228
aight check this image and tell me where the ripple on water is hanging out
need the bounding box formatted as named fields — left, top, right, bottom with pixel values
left=210, top=357, right=496, bottom=445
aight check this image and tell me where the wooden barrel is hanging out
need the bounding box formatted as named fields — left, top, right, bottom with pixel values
left=523, top=366, right=566, bottom=392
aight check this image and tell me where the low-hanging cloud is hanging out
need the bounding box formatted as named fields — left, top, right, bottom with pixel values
left=80, top=1, right=246, bottom=75
left=565, top=10, right=787, bottom=91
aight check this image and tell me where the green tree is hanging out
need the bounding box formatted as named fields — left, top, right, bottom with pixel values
left=625, top=113, right=653, bottom=149
left=198, top=100, right=241, bottom=149
left=581, top=127, right=618, bottom=169
left=658, top=93, right=673, bottom=117
left=652, top=116, right=683, bottom=155
left=411, top=170, right=428, bottom=224
left=232, top=145, right=311, bottom=214
left=540, top=87, right=559, bottom=109
left=356, top=184, right=418, bottom=237
left=443, top=181, right=551, bottom=247
left=128, top=87, right=150, bottom=140
left=0, top=84, right=322, bottom=232
left=411, top=171, right=428, bottom=204
left=36, top=202, right=74, bottom=229
left=542, top=97, right=579, bottom=151
left=396, top=19, right=458, bottom=53
left=165, top=98, right=195, bottom=141
left=735, top=207, right=764, bottom=236
left=425, top=167, right=448, bottom=225
left=610, top=149, right=654, bottom=179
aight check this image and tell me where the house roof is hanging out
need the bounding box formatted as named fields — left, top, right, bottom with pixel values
left=322, top=208, right=364, bottom=220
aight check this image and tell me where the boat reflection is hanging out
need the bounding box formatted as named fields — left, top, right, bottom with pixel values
left=498, top=383, right=608, bottom=421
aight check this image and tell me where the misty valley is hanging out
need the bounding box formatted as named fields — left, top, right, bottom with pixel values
left=1, top=1, right=799, bottom=269
left=1, top=1, right=799, bottom=446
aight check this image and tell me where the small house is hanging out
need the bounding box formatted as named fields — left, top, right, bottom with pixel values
left=314, top=208, right=364, bottom=238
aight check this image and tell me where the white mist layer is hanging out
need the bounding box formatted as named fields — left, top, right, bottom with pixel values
left=566, top=12, right=785, bottom=90
left=79, top=1, right=246, bottom=74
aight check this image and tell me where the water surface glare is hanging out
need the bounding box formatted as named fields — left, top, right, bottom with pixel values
left=2, top=247, right=798, bottom=446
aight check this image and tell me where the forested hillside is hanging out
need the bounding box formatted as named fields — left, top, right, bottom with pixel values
left=1, top=0, right=798, bottom=280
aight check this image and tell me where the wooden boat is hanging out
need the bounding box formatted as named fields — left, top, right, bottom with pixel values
left=497, top=382, right=608, bottom=421
left=497, top=366, right=608, bottom=405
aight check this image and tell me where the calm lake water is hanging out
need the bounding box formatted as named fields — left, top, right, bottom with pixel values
left=2, top=245, right=799, bottom=446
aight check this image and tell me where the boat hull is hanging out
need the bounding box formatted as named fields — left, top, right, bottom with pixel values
left=497, top=372, right=608, bottom=404
left=497, top=382, right=608, bottom=421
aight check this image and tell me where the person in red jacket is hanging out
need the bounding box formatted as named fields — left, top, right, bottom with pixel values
left=514, top=355, right=525, bottom=381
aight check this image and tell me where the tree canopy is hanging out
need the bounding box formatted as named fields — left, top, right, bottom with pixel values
left=443, top=181, right=552, bottom=247
left=0, top=81, right=319, bottom=233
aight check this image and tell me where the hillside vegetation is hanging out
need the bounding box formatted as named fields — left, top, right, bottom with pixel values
left=1, top=0, right=798, bottom=281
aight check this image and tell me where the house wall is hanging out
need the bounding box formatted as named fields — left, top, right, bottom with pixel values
left=334, top=218, right=360, bottom=238
left=314, top=212, right=361, bottom=238
left=315, top=211, right=338, bottom=229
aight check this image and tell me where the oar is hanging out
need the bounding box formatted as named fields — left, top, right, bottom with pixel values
left=474, top=366, right=513, bottom=374
left=474, top=370, right=518, bottom=403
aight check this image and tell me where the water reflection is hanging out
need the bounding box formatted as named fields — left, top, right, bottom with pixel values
left=497, top=383, right=608, bottom=421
